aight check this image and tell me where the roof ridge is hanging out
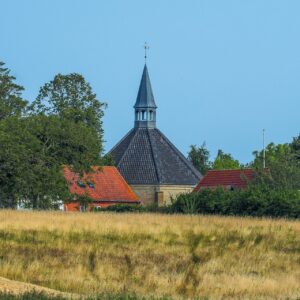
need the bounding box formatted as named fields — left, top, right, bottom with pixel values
left=112, top=167, right=139, bottom=200
left=146, top=128, right=161, bottom=184
left=155, top=128, right=202, bottom=180
left=207, top=168, right=254, bottom=172
left=108, top=128, right=135, bottom=155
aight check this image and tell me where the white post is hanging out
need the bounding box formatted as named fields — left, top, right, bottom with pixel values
left=263, top=129, right=266, bottom=169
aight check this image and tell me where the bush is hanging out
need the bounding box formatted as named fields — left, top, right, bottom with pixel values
left=92, top=204, right=145, bottom=213
left=92, top=203, right=172, bottom=214
left=170, top=186, right=300, bottom=218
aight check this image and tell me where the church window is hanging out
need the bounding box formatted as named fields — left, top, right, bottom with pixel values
left=149, top=110, right=153, bottom=120
left=142, top=110, right=146, bottom=120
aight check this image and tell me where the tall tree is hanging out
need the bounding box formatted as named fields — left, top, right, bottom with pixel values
left=212, top=149, right=240, bottom=170
left=252, top=142, right=300, bottom=190
left=30, top=73, right=106, bottom=141
left=0, top=72, right=106, bottom=209
left=291, top=133, right=300, bottom=159
left=0, top=61, right=27, bottom=120
left=187, top=143, right=211, bottom=174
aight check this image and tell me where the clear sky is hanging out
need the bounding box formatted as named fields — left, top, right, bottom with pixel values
left=1, top=0, right=299, bottom=163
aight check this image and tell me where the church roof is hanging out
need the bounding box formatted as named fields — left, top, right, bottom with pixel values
left=134, top=64, right=157, bottom=109
left=109, top=128, right=201, bottom=185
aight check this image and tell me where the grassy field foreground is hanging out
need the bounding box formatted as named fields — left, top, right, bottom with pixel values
left=0, top=211, right=299, bottom=299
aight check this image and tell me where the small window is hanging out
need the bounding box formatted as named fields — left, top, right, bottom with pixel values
left=86, top=181, right=95, bottom=189
left=77, top=180, right=86, bottom=188
left=142, top=110, right=146, bottom=120
left=149, top=111, right=153, bottom=120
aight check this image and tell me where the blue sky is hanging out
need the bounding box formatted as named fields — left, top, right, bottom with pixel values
left=1, top=0, right=299, bottom=163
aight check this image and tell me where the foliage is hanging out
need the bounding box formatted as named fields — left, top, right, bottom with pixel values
left=187, top=143, right=211, bottom=174
left=93, top=204, right=144, bottom=213
left=291, top=133, right=300, bottom=156
left=0, top=61, right=27, bottom=120
left=100, top=153, right=115, bottom=166
left=29, top=73, right=106, bottom=140
left=92, top=203, right=173, bottom=214
left=170, top=187, right=300, bottom=218
left=0, top=63, right=105, bottom=208
left=212, top=149, right=240, bottom=170
left=252, top=141, right=300, bottom=190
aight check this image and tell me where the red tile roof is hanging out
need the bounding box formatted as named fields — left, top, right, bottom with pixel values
left=63, top=166, right=139, bottom=203
left=194, top=169, right=255, bottom=192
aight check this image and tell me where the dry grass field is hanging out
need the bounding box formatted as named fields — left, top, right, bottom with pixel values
left=0, top=210, right=299, bottom=299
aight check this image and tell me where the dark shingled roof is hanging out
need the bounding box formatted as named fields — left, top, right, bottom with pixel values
left=134, top=64, right=157, bottom=109
left=109, top=128, right=202, bottom=185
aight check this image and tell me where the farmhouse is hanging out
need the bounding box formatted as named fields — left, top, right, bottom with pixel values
left=63, top=166, right=139, bottom=211
left=194, top=169, right=255, bottom=191
left=109, top=63, right=201, bottom=206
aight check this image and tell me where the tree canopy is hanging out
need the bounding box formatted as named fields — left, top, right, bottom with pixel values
left=212, top=149, right=240, bottom=170
left=251, top=140, right=300, bottom=190
left=187, top=143, right=211, bottom=175
left=0, top=61, right=27, bottom=120
left=30, top=73, right=105, bottom=139
left=0, top=63, right=105, bottom=209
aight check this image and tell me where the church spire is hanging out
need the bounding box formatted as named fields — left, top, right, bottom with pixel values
left=134, top=63, right=157, bottom=128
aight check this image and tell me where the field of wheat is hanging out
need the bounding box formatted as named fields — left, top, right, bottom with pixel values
left=0, top=210, right=299, bottom=299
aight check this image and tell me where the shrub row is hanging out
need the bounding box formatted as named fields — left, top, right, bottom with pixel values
left=169, top=187, right=300, bottom=218
left=95, top=187, right=300, bottom=218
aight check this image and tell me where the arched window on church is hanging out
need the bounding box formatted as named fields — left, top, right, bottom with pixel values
left=135, top=111, right=139, bottom=121
left=149, top=110, right=153, bottom=121
left=142, top=110, right=146, bottom=120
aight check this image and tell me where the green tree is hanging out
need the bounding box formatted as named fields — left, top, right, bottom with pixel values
left=291, top=133, right=300, bottom=159
left=0, top=61, right=27, bottom=120
left=212, top=149, right=240, bottom=170
left=30, top=73, right=106, bottom=141
left=252, top=142, right=300, bottom=190
left=0, top=71, right=106, bottom=209
left=187, top=143, right=211, bottom=174
left=100, top=153, right=115, bottom=166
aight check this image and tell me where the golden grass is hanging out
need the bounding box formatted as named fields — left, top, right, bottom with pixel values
left=0, top=210, right=299, bottom=299
left=0, top=276, right=77, bottom=298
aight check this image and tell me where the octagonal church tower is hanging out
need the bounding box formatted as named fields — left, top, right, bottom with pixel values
left=109, top=63, right=201, bottom=206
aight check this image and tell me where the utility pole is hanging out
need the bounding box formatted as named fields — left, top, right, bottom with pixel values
left=263, top=129, right=266, bottom=169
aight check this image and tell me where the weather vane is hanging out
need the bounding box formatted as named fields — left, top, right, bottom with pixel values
left=144, top=42, right=149, bottom=63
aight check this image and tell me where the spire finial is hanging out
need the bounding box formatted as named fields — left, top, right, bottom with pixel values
left=144, top=42, right=149, bottom=63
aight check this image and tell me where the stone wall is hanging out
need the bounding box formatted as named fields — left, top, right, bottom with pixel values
left=130, top=184, right=195, bottom=206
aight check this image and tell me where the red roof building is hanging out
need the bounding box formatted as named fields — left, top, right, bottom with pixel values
left=194, top=169, right=255, bottom=192
left=63, top=166, right=140, bottom=211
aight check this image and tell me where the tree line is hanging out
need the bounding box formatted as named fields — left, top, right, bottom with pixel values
left=187, top=137, right=300, bottom=190
left=1, top=60, right=299, bottom=215
left=0, top=61, right=106, bottom=209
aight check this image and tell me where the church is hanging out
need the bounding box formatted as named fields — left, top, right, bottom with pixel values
left=109, top=62, right=201, bottom=206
